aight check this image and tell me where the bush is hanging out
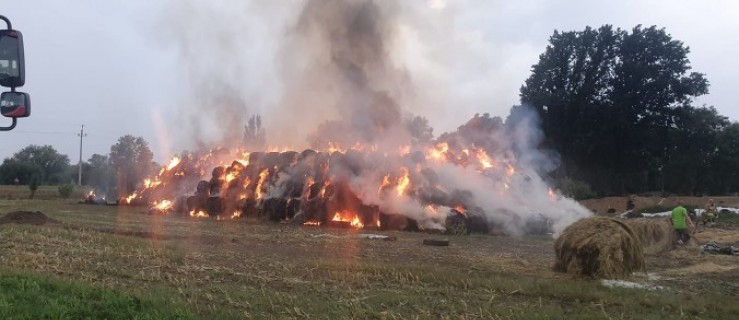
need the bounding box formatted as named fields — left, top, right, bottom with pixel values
left=58, top=184, right=74, bottom=198
left=555, top=177, right=596, bottom=200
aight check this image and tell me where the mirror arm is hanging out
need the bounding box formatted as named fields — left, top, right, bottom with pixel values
left=0, top=15, right=10, bottom=29
left=0, top=117, right=17, bottom=131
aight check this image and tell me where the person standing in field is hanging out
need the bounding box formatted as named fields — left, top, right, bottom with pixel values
left=671, top=199, right=694, bottom=245
left=703, top=198, right=718, bottom=227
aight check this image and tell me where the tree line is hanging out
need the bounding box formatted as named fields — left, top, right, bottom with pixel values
left=521, top=25, right=739, bottom=197
left=0, top=135, right=156, bottom=199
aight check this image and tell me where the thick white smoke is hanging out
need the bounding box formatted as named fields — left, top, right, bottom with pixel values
left=157, top=0, right=591, bottom=235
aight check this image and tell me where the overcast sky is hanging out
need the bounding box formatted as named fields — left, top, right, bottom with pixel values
left=1, top=0, right=737, bottom=163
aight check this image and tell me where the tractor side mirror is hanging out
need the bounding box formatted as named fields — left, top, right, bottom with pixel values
left=1, top=91, right=30, bottom=118
left=0, top=29, right=25, bottom=88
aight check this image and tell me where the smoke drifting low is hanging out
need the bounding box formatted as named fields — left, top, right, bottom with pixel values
left=157, top=0, right=591, bottom=234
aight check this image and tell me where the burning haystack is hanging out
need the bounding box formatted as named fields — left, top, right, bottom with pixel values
left=108, top=0, right=594, bottom=236
left=554, top=218, right=645, bottom=278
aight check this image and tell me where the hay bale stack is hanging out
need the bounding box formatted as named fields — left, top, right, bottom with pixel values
left=554, top=217, right=644, bottom=279
left=623, top=218, right=679, bottom=255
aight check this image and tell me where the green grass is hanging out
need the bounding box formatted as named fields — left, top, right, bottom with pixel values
left=0, top=272, right=195, bottom=320
left=1, top=199, right=738, bottom=319
left=0, top=185, right=91, bottom=200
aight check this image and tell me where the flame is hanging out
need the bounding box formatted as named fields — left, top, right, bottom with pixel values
left=238, top=151, right=250, bottom=165
left=454, top=205, right=467, bottom=216
left=506, top=164, right=516, bottom=176
left=303, top=221, right=321, bottom=226
left=548, top=188, right=557, bottom=201
left=225, top=172, right=237, bottom=184
left=319, top=180, right=331, bottom=199
left=87, top=190, right=95, bottom=197
left=144, top=178, right=162, bottom=189
left=166, top=156, right=181, bottom=171
left=332, top=210, right=364, bottom=229
left=427, top=142, right=449, bottom=161
left=230, top=210, right=241, bottom=219
left=124, top=192, right=138, bottom=204
left=256, top=169, right=270, bottom=199
left=327, top=142, right=345, bottom=154
left=378, top=175, right=391, bottom=196
left=475, top=149, right=494, bottom=169
left=189, top=210, right=209, bottom=218
left=152, top=200, right=173, bottom=213
left=396, top=167, right=410, bottom=197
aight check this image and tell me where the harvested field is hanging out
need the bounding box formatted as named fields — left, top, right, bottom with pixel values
left=0, top=210, right=59, bottom=225
left=1, top=199, right=739, bottom=319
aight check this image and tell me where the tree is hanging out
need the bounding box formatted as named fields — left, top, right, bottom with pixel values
left=404, top=115, right=434, bottom=146
left=244, top=114, right=266, bottom=150
left=520, top=25, right=709, bottom=195
left=109, top=135, right=154, bottom=196
left=85, top=154, right=116, bottom=192
left=28, top=175, right=39, bottom=199
left=0, top=145, right=70, bottom=185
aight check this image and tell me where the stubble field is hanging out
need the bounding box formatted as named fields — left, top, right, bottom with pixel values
left=1, top=195, right=738, bottom=319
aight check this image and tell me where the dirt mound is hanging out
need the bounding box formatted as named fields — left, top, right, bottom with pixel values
left=0, top=211, right=59, bottom=225
left=554, top=217, right=645, bottom=279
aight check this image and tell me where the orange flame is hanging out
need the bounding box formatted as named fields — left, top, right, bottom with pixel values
left=548, top=188, right=557, bottom=201
left=189, top=210, right=209, bottom=218
left=475, top=149, right=494, bottom=169
left=427, top=143, right=449, bottom=161
left=303, top=221, right=321, bottom=226
left=332, top=210, right=364, bottom=229
left=166, top=156, right=181, bottom=171
left=153, top=200, right=173, bottom=211
left=454, top=205, right=467, bottom=216
left=378, top=175, right=391, bottom=196
left=327, top=142, right=345, bottom=154
left=256, top=169, right=269, bottom=199
left=396, top=167, right=410, bottom=197
left=319, top=180, right=331, bottom=199
left=506, top=164, right=516, bottom=176
left=124, top=192, right=138, bottom=204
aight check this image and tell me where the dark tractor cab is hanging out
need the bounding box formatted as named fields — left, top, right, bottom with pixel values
left=0, top=15, right=30, bottom=131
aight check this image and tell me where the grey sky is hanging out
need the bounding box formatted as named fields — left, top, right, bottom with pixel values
left=1, top=0, right=737, bottom=163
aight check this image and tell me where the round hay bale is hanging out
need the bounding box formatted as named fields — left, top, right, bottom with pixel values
left=554, top=217, right=644, bottom=279
left=623, top=218, right=681, bottom=255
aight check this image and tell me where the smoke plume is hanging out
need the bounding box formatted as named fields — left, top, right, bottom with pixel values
left=156, top=0, right=591, bottom=235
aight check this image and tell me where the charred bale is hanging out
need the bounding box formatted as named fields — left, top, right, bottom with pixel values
left=263, top=198, right=289, bottom=222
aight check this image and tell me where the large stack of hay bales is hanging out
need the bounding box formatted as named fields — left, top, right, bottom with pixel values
left=554, top=217, right=645, bottom=278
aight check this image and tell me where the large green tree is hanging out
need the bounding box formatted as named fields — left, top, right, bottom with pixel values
left=520, top=25, right=709, bottom=195
left=85, top=153, right=116, bottom=192
left=0, top=145, right=71, bottom=185
left=109, top=135, right=154, bottom=196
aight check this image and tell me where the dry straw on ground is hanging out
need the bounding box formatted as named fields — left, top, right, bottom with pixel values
left=554, top=217, right=645, bottom=278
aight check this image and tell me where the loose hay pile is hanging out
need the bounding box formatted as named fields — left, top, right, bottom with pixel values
left=554, top=217, right=645, bottom=279
left=623, top=218, right=681, bottom=255
left=0, top=211, right=59, bottom=225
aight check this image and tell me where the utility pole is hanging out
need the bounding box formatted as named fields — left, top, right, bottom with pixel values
left=77, top=124, right=87, bottom=186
